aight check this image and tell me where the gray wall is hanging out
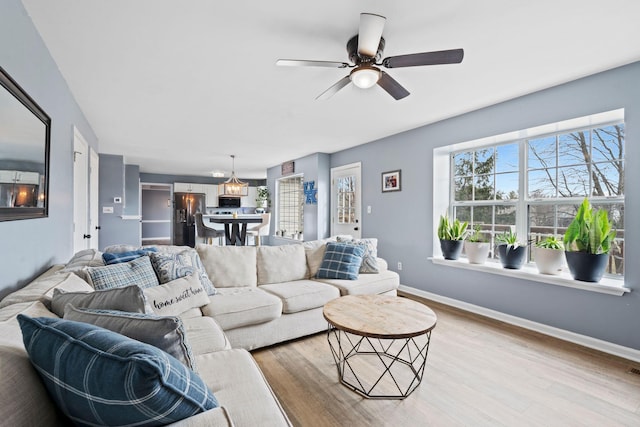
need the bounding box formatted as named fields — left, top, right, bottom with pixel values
left=0, top=0, right=98, bottom=299
left=331, top=61, right=640, bottom=350
left=98, top=155, right=140, bottom=250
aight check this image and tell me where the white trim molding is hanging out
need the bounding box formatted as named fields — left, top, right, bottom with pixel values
left=430, top=257, right=630, bottom=296
left=399, top=284, right=640, bottom=363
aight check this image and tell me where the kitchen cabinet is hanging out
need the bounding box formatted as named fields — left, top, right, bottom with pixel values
left=15, top=172, right=40, bottom=185
left=0, top=170, right=39, bottom=185
left=204, top=184, right=218, bottom=207
left=174, top=182, right=204, bottom=193
left=241, top=186, right=258, bottom=207
left=0, top=170, right=16, bottom=184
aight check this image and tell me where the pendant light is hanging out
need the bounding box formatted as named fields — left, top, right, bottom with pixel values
left=218, top=155, right=248, bottom=197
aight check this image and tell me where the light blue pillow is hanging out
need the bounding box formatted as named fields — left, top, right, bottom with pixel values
left=102, top=247, right=157, bottom=265
left=86, top=255, right=160, bottom=290
left=18, top=315, right=218, bottom=426
left=336, top=237, right=379, bottom=273
left=316, top=242, right=365, bottom=280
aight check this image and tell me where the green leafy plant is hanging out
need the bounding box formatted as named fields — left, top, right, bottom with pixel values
left=437, top=215, right=468, bottom=241
left=563, top=198, right=616, bottom=254
left=467, top=225, right=486, bottom=243
left=255, top=187, right=270, bottom=205
left=496, top=229, right=522, bottom=249
left=535, top=235, right=564, bottom=250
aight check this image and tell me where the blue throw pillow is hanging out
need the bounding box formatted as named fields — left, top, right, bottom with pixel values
left=316, top=242, right=365, bottom=280
left=102, top=247, right=158, bottom=265
left=18, top=315, right=218, bottom=426
left=86, top=255, right=160, bottom=290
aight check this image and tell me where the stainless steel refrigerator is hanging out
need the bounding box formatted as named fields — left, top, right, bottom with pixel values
left=173, top=192, right=206, bottom=247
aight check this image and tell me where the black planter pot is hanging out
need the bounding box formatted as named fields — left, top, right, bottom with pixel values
left=565, top=251, right=609, bottom=282
left=440, top=239, right=464, bottom=260
left=497, top=244, right=527, bottom=269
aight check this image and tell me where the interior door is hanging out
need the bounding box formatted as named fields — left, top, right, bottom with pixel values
left=331, top=162, right=362, bottom=238
left=73, top=128, right=89, bottom=253
left=89, top=147, right=100, bottom=250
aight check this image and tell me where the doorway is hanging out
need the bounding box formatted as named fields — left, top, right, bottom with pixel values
left=73, top=127, right=93, bottom=253
left=140, top=183, right=172, bottom=245
left=330, top=162, right=362, bottom=239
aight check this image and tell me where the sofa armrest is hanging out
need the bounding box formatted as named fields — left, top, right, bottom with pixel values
left=376, top=257, right=388, bottom=272
left=165, top=407, right=234, bottom=427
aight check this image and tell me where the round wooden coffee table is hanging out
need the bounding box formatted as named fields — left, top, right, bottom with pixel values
left=323, top=294, right=437, bottom=399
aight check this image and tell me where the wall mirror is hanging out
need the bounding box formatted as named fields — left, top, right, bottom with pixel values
left=0, top=66, right=50, bottom=221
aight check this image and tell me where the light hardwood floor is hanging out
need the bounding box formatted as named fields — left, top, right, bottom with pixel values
left=252, top=295, right=640, bottom=427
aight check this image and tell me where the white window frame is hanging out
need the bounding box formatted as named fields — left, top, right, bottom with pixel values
left=275, top=174, right=304, bottom=240
left=432, top=109, right=630, bottom=296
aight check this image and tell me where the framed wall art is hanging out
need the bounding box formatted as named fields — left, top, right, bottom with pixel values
left=381, top=170, right=401, bottom=192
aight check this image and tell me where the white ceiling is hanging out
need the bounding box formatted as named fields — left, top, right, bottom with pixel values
left=20, top=0, right=640, bottom=179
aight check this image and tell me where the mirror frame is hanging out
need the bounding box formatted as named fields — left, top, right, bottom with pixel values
left=0, top=66, right=51, bottom=222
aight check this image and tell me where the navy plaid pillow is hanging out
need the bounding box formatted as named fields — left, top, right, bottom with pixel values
left=102, top=247, right=157, bottom=265
left=316, top=242, right=365, bottom=280
left=18, top=315, right=218, bottom=426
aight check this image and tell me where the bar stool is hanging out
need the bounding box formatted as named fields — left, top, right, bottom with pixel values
left=195, top=213, right=225, bottom=245
left=247, top=213, right=271, bottom=246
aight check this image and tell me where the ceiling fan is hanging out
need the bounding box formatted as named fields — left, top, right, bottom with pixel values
left=276, top=13, right=464, bottom=100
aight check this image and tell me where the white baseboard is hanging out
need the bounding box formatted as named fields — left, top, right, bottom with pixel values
left=398, top=285, right=640, bottom=364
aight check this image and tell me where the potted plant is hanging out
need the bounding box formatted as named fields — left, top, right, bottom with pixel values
left=437, top=214, right=468, bottom=260
left=496, top=229, right=527, bottom=269
left=563, top=198, right=616, bottom=282
left=533, top=235, right=564, bottom=275
left=255, top=187, right=270, bottom=209
left=464, top=225, right=490, bottom=264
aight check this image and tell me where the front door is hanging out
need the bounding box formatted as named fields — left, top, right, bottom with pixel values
left=331, top=162, right=362, bottom=239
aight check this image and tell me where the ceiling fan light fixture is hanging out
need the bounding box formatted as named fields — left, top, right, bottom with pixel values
left=350, top=66, right=381, bottom=89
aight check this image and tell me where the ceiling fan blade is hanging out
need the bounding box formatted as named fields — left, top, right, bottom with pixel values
left=377, top=71, right=410, bottom=100
left=276, top=59, right=350, bottom=68
left=358, top=13, right=386, bottom=57
left=316, top=75, right=351, bottom=100
left=382, top=48, right=464, bottom=68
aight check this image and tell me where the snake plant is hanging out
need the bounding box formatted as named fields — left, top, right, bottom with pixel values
left=437, top=215, right=468, bottom=241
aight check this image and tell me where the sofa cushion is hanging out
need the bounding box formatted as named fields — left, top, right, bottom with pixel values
left=60, top=248, right=105, bottom=272
left=303, top=238, right=336, bottom=278
left=0, top=269, right=93, bottom=309
left=201, top=287, right=281, bottom=330
left=150, top=249, right=216, bottom=296
left=85, top=255, right=160, bottom=290
left=102, top=247, right=157, bottom=265
left=316, top=242, right=365, bottom=280
left=337, top=237, right=379, bottom=273
left=18, top=315, right=218, bottom=425
left=257, top=244, right=307, bottom=285
left=314, top=269, right=400, bottom=296
left=63, top=305, right=197, bottom=370
left=143, top=274, right=211, bottom=317
left=196, top=245, right=257, bottom=288
left=50, top=284, right=148, bottom=317
left=260, top=280, right=340, bottom=314
left=195, top=349, right=292, bottom=427
left=181, top=316, right=231, bottom=355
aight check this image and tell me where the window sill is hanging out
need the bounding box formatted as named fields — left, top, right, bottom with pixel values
left=430, top=257, right=630, bottom=296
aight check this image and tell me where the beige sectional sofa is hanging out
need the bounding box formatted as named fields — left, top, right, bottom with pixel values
left=0, top=238, right=399, bottom=426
